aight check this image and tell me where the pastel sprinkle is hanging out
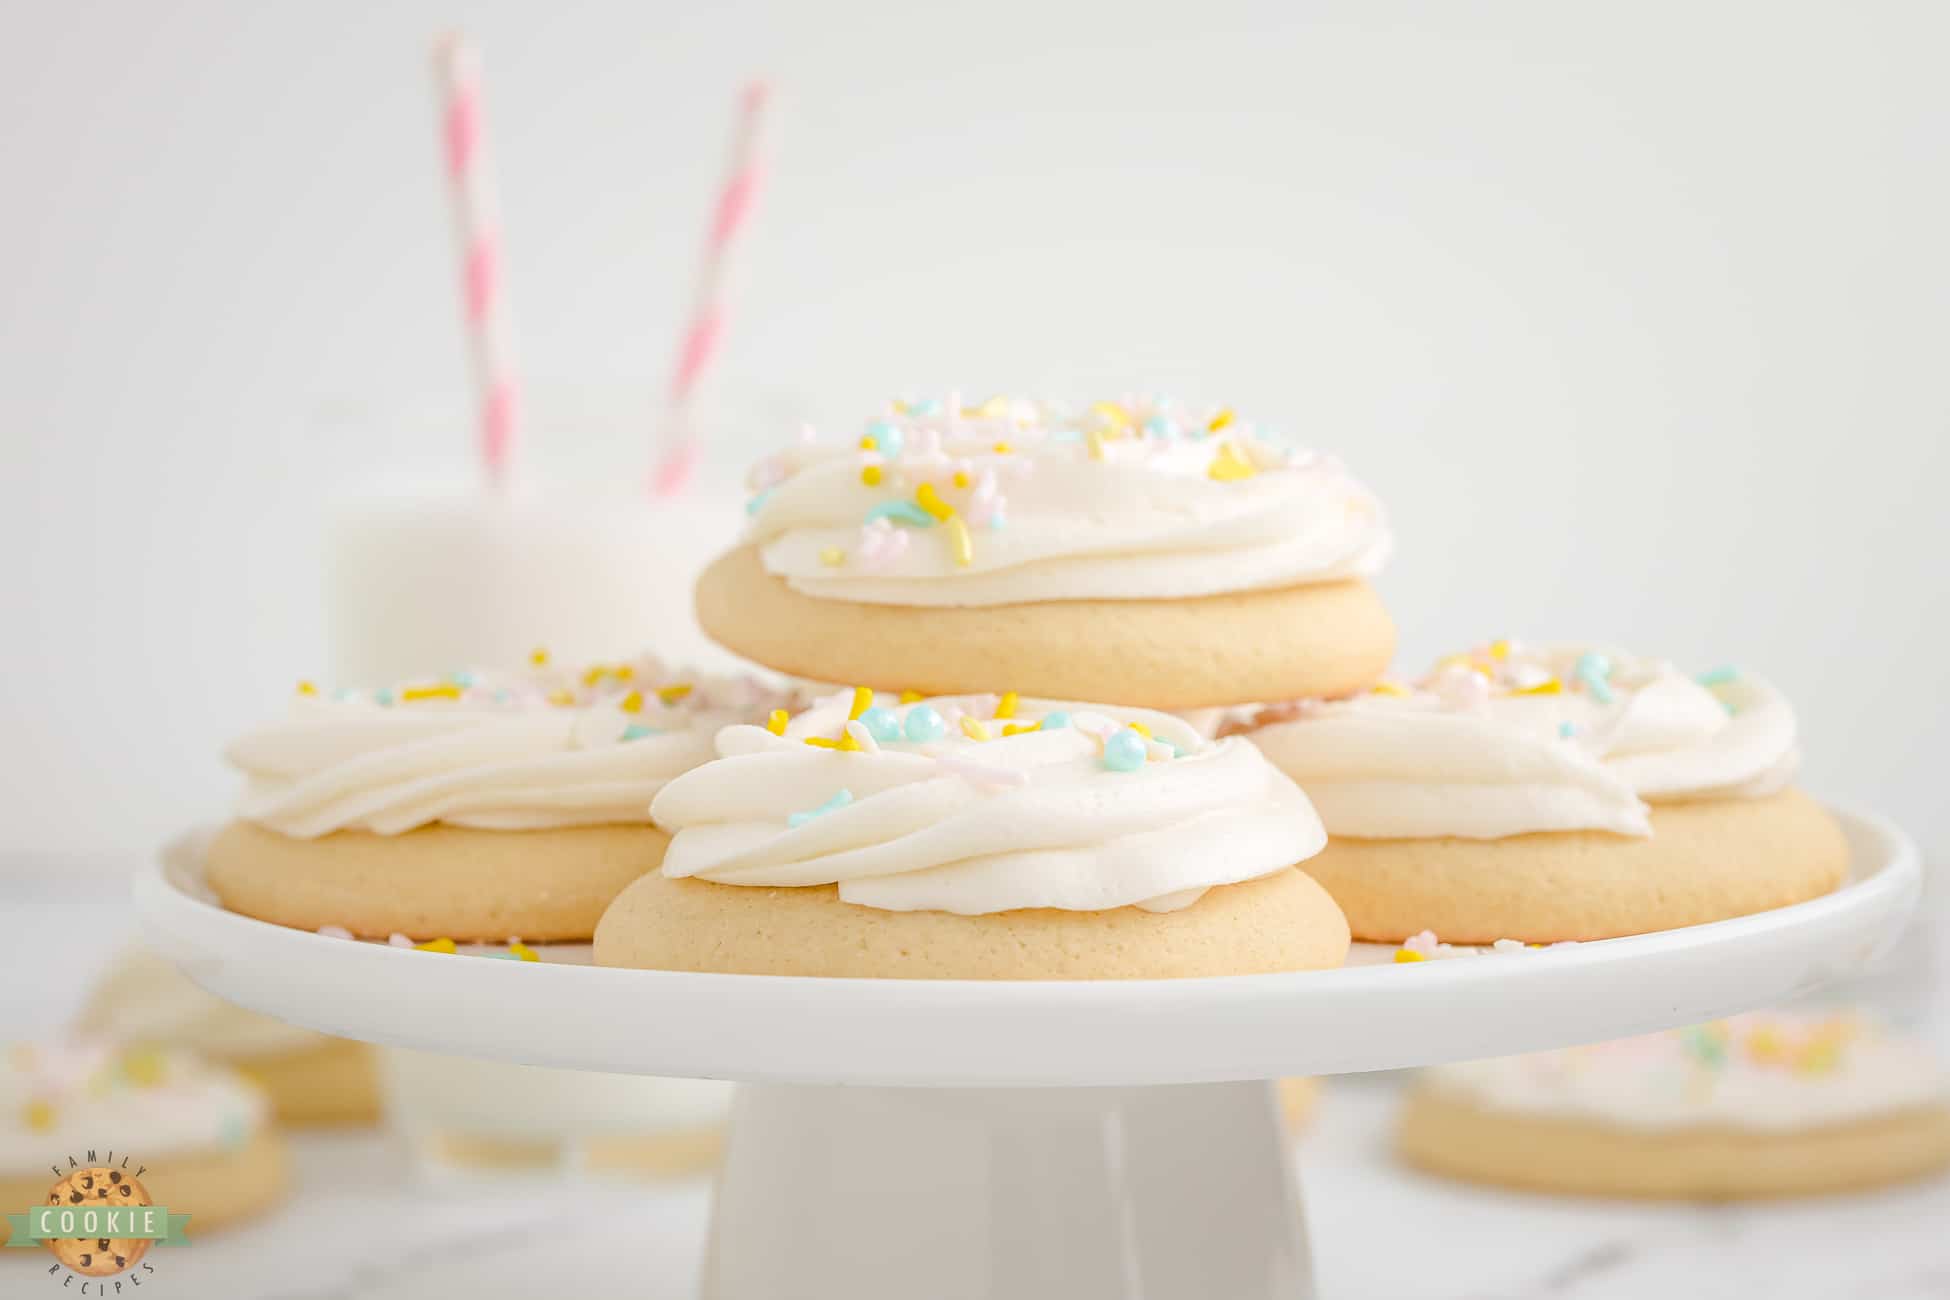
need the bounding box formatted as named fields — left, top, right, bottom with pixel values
left=858, top=706, right=903, bottom=742
left=373, top=689, right=395, bottom=706
left=1091, top=400, right=1132, bottom=429
left=658, top=684, right=694, bottom=704
left=819, top=546, right=847, bottom=567
left=316, top=925, right=354, bottom=940
left=23, top=1100, right=56, bottom=1132
left=547, top=688, right=575, bottom=707
left=837, top=726, right=866, bottom=752
left=1488, top=640, right=1513, bottom=660
left=944, top=515, right=974, bottom=567
left=121, top=1048, right=167, bottom=1087
left=995, top=691, right=1019, bottom=720
left=296, top=680, right=319, bottom=697
left=803, top=736, right=843, bottom=749
left=508, top=942, right=539, bottom=962
left=1040, top=710, right=1071, bottom=730
left=861, top=464, right=885, bottom=487
left=1102, top=729, right=1149, bottom=772
left=953, top=469, right=972, bottom=489
left=1696, top=665, right=1739, bottom=686
left=788, top=788, right=855, bottom=828
left=1207, top=407, right=1236, bottom=434
left=992, top=441, right=1012, bottom=454
left=767, top=709, right=790, bottom=735
left=415, top=937, right=459, bottom=954
left=865, top=500, right=935, bottom=528
left=746, top=490, right=772, bottom=516
left=899, top=690, right=924, bottom=704
left=1207, top=440, right=1257, bottom=482
left=529, top=648, right=550, bottom=667
left=1369, top=681, right=1410, bottom=697
left=987, top=509, right=1007, bottom=530
left=904, top=705, right=948, bottom=743
left=908, top=397, right=942, bottom=417
left=848, top=686, right=875, bottom=721
left=1573, top=651, right=1614, bottom=704
left=387, top=933, right=415, bottom=948
left=1557, top=721, right=1576, bottom=738
left=1002, top=722, right=1038, bottom=736
left=1142, top=415, right=1174, bottom=438
left=1392, top=948, right=1427, bottom=964
left=619, top=689, right=645, bottom=714
left=1127, top=721, right=1152, bottom=738
left=960, top=715, right=991, bottom=741
left=621, top=724, right=658, bottom=741
left=864, top=420, right=905, bottom=460
left=1513, top=678, right=1563, bottom=696
left=1085, top=427, right=1108, bottom=460
left=915, top=482, right=955, bottom=522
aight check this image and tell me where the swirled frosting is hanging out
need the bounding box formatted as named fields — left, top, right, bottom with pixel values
left=228, top=656, right=791, bottom=838
left=1244, top=643, right=1800, bottom=840
left=1, top=1041, right=268, bottom=1172
left=76, top=950, right=329, bottom=1061
left=1422, top=1012, right=1948, bottom=1131
left=742, top=396, right=1390, bottom=606
left=651, top=688, right=1326, bottom=914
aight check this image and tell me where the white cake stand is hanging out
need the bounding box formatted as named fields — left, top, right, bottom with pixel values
left=137, top=805, right=1918, bottom=1300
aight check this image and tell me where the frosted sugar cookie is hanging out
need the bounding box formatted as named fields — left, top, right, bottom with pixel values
left=695, top=397, right=1395, bottom=708
left=206, top=656, right=787, bottom=941
left=595, top=688, right=1349, bottom=978
left=0, top=1042, right=286, bottom=1247
left=1243, top=643, right=1846, bottom=942
left=77, top=949, right=380, bottom=1127
left=1398, top=1012, right=1950, bottom=1199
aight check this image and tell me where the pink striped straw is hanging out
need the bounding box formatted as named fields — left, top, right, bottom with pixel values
left=651, top=81, right=770, bottom=497
left=432, top=34, right=519, bottom=490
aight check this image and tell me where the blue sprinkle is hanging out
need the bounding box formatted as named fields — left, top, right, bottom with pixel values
left=987, top=509, right=1007, bottom=531
left=1102, top=730, right=1149, bottom=772
left=1142, top=415, right=1175, bottom=438
left=1558, top=721, right=1576, bottom=739
left=788, top=788, right=854, bottom=828
left=1695, top=665, right=1739, bottom=686
left=857, top=706, right=903, bottom=743
left=865, top=419, right=905, bottom=461
left=865, top=500, right=935, bottom=528
left=621, top=724, right=660, bottom=741
left=332, top=687, right=356, bottom=701
left=1573, top=651, right=1614, bottom=704
left=449, top=670, right=477, bottom=688
left=903, top=705, right=947, bottom=743
left=374, top=689, right=394, bottom=707
left=745, top=489, right=773, bottom=516
left=1039, top=711, right=1070, bottom=730
left=906, top=398, right=942, bottom=417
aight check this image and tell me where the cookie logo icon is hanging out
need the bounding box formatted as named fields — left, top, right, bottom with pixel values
left=40, top=1167, right=153, bottom=1276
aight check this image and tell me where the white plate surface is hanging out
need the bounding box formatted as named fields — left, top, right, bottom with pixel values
left=135, top=805, right=1919, bottom=1087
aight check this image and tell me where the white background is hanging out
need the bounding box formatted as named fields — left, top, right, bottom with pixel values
left=2, top=0, right=1946, bottom=870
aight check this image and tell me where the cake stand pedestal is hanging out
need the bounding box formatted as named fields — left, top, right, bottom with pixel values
left=137, top=806, right=1918, bottom=1300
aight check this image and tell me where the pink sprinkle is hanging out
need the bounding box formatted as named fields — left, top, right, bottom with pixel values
left=387, top=933, right=415, bottom=948
left=317, top=925, right=354, bottom=941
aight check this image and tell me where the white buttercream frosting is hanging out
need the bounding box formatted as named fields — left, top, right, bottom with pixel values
left=742, top=396, right=1390, bottom=607
left=1245, top=643, right=1801, bottom=840
left=1423, top=1012, right=1948, bottom=1132
left=227, top=656, right=792, bottom=838
left=652, top=688, right=1326, bottom=914
left=76, top=950, right=329, bottom=1061
left=1, top=1042, right=269, bottom=1173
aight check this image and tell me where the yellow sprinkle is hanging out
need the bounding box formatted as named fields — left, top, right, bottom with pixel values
left=401, top=683, right=463, bottom=702
left=819, top=546, right=846, bottom=567
left=837, top=728, right=865, bottom=752
left=992, top=441, right=1012, bottom=454
left=860, top=434, right=879, bottom=451
left=529, top=647, right=550, bottom=667
left=508, top=942, right=539, bottom=962
left=899, top=691, right=923, bottom=704
left=915, top=482, right=954, bottom=522
left=1513, top=678, right=1563, bottom=696
left=944, top=515, right=973, bottom=567
left=22, top=1100, right=55, bottom=1133
left=1488, top=640, right=1512, bottom=660
left=953, top=470, right=971, bottom=489
left=416, top=937, right=458, bottom=954
left=1207, top=440, right=1257, bottom=482
left=614, top=664, right=635, bottom=681
left=969, top=395, right=1009, bottom=418
left=1002, top=722, right=1038, bottom=736
left=1085, top=427, right=1107, bottom=460
left=1091, top=400, right=1132, bottom=429
left=619, top=689, right=644, bottom=714
left=121, top=1049, right=167, bottom=1087
left=1207, top=407, right=1236, bottom=434
left=1746, top=1027, right=1786, bottom=1064
left=1369, top=681, right=1411, bottom=697
left=1795, top=1040, right=1843, bottom=1075
left=995, top=691, right=1018, bottom=720
left=1127, top=721, right=1152, bottom=738
left=767, top=709, right=789, bottom=735
left=296, top=680, right=319, bottom=697
left=960, top=716, right=991, bottom=741
left=547, top=689, right=575, bottom=707
left=848, top=686, right=874, bottom=721
left=657, top=684, right=694, bottom=705
left=1393, top=948, right=1427, bottom=963
left=581, top=665, right=609, bottom=687
left=804, top=736, right=843, bottom=749
left=862, top=464, right=884, bottom=487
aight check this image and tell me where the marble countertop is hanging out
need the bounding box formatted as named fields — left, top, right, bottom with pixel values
left=7, top=891, right=1948, bottom=1299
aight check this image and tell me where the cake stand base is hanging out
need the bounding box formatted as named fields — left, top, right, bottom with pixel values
left=706, top=1081, right=1310, bottom=1300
